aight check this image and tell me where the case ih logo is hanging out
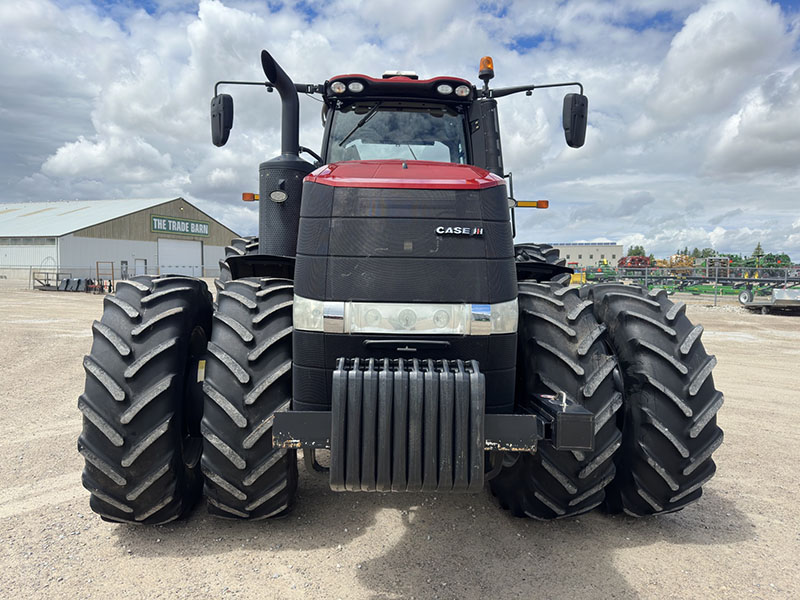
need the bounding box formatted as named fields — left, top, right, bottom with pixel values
left=435, top=226, right=483, bottom=237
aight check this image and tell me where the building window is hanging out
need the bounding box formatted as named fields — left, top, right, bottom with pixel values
left=612, top=254, right=616, bottom=259
left=601, top=254, right=605, bottom=259
left=589, top=254, right=593, bottom=259
left=565, top=254, right=570, bottom=259
left=578, top=254, right=582, bottom=259
left=0, top=237, right=55, bottom=246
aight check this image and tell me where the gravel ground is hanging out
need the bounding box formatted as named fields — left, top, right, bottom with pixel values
left=0, top=288, right=798, bottom=599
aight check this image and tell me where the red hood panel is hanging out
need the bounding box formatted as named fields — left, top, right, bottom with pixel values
left=305, top=160, right=504, bottom=190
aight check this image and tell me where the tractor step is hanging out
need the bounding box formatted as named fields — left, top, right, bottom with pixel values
left=273, top=357, right=596, bottom=492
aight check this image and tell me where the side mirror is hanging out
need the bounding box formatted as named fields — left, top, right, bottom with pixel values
left=211, top=94, right=234, bottom=147
left=562, top=93, right=588, bottom=148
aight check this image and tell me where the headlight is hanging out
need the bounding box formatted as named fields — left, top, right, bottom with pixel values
left=330, top=81, right=346, bottom=94
left=347, top=81, right=364, bottom=93
left=454, top=85, right=471, bottom=97
left=293, top=296, right=324, bottom=331
left=489, top=298, right=518, bottom=334
left=293, top=296, right=518, bottom=335
left=347, top=302, right=470, bottom=335
left=436, top=84, right=453, bottom=95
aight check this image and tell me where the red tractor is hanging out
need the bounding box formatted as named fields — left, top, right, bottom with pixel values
left=77, top=52, right=723, bottom=524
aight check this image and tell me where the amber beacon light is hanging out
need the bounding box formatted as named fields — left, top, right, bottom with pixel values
left=479, top=56, right=495, bottom=82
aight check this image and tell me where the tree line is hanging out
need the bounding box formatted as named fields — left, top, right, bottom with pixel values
left=626, top=242, right=791, bottom=263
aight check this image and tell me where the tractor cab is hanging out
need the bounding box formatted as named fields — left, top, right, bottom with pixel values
left=320, top=74, right=473, bottom=165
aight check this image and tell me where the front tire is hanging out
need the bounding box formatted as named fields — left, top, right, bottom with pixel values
left=78, top=275, right=212, bottom=524
left=490, top=282, right=622, bottom=519
left=583, top=283, right=724, bottom=516
left=201, top=277, right=298, bottom=519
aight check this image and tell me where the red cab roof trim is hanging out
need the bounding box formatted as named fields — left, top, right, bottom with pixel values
left=327, top=74, right=473, bottom=87
left=305, top=160, right=505, bottom=190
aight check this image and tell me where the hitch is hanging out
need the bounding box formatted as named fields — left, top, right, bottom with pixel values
left=532, top=391, right=595, bottom=452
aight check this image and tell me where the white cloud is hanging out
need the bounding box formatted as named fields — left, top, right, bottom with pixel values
left=706, top=67, right=800, bottom=174
left=42, top=136, right=173, bottom=182
left=646, top=0, right=793, bottom=127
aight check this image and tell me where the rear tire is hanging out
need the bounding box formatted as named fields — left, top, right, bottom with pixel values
left=515, top=243, right=566, bottom=267
left=515, top=243, right=570, bottom=285
left=738, top=289, right=753, bottom=305
left=201, top=277, right=298, bottom=519
left=583, top=283, right=724, bottom=516
left=215, top=237, right=259, bottom=294
left=490, top=282, right=622, bottom=519
left=78, top=275, right=212, bottom=524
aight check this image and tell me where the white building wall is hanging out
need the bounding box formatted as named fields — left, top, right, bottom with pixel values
left=549, top=243, right=624, bottom=268
left=58, top=235, right=158, bottom=278
left=0, top=244, right=58, bottom=268
left=58, top=234, right=227, bottom=278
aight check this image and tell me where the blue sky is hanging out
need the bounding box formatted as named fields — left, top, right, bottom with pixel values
left=2, top=0, right=800, bottom=257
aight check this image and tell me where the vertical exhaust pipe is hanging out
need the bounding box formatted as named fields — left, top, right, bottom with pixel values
left=261, top=50, right=300, bottom=157
left=256, top=51, right=315, bottom=257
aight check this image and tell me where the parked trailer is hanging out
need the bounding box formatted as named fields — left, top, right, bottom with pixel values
left=740, top=288, right=800, bottom=314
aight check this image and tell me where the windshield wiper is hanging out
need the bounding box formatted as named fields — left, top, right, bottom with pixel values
left=338, top=102, right=382, bottom=147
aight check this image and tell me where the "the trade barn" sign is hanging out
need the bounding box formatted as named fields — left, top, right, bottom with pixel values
left=151, top=215, right=210, bottom=237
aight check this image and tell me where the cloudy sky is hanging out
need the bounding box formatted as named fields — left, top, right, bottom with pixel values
left=2, top=0, right=799, bottom=257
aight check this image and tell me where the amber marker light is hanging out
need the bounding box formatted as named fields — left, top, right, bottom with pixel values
left=516, top=200, right=549, bottom=209
left=242, top=193, right=259, bottom=201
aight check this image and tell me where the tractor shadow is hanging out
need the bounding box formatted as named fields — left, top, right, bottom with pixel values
left=113, top=458, right=752, bottom=599
left=351, top=487, right=751, bottom=599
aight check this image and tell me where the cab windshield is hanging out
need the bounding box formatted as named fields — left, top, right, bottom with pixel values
left=327, top=102, right=468, bottom=164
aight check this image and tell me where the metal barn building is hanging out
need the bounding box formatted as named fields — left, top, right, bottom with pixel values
left=0, top=198, right=239, bottom=280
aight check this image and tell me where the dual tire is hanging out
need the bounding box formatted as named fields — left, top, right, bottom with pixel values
left=79, top=274, right=298, bottom=523
left=492, top=272, right=723, bottom=517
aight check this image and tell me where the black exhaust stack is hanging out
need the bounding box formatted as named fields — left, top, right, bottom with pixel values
left=258, top=50, right=315, bottom=257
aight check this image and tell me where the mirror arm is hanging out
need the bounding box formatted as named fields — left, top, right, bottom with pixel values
left=488, top=81, right=583, bottom=98
left=295, top=83, right=326, bottom=94
left=214, top=80, right=274, bottom=96
left=213, top=81, right=324, bottom=96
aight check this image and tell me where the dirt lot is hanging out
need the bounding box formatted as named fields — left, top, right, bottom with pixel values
left=0, top=288, right=798, bottom=599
